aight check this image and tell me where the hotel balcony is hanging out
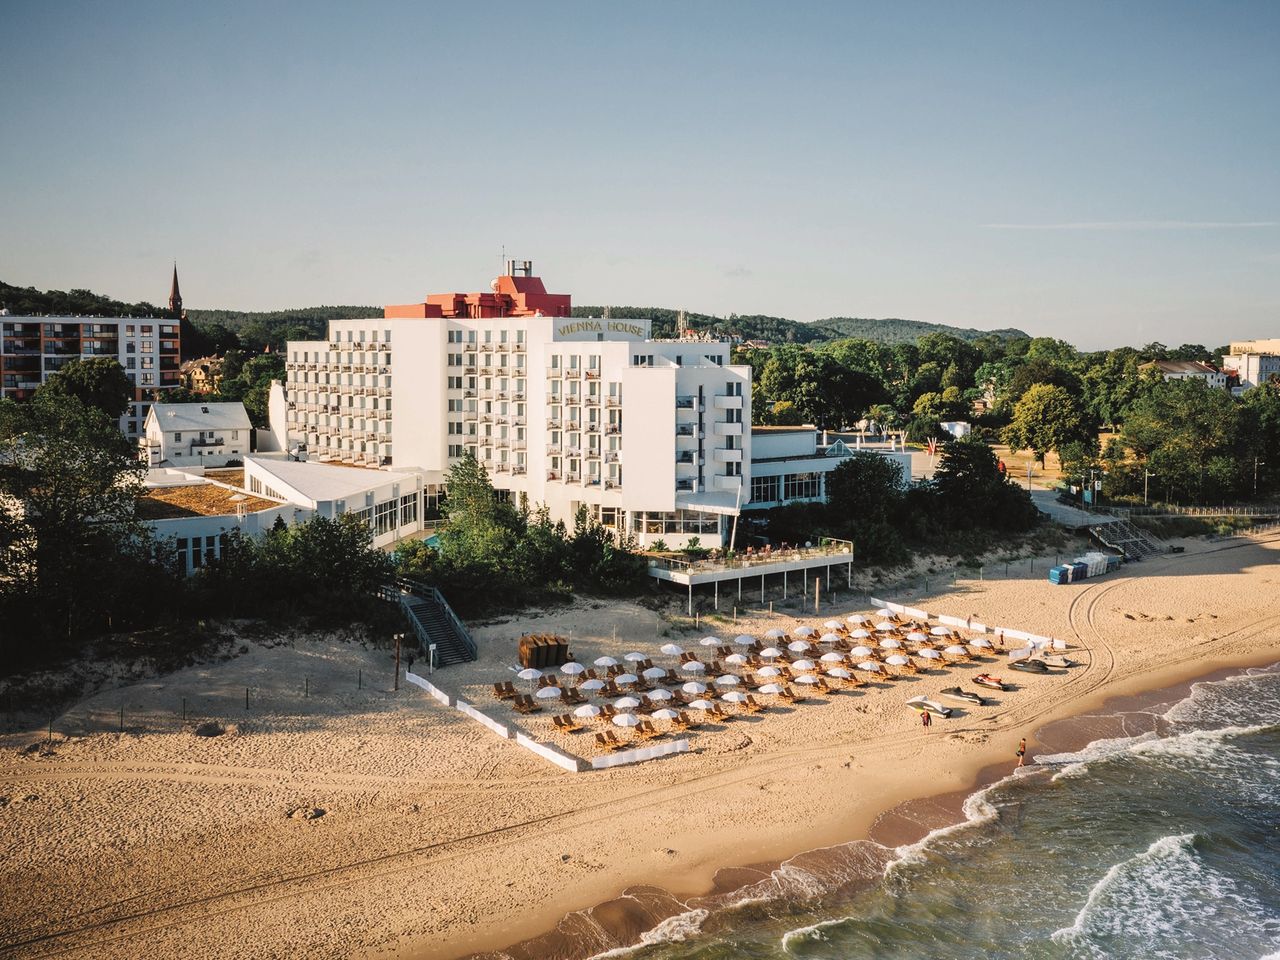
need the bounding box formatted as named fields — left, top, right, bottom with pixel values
left=713, top=475, right=744, bottom=492
left=604, top=479, right=621, bottom=490
left=675, top=424, right=696, bottom=437
left=546, top=443, right=562, bottom=455
left=606, top=396, right=622, bottom=407
left=546, top=393, right=562, bottom=405
left=513, top=343, right=526, bottom=352
left=714, top=448, right=744, bottom=463
left=713, top=393, right=744, bottom=410
left=713, top=421, right=743, bottom=436
left=675, top=479, right=696, bottom=492
left=563, top=368, right=582, bottom=379
left=605, top=451, right=620, bottom=463
left=584, top=395, right=600, bottom=406
left=675, top=395, right=696, bottom=410
left=545, top=366, right=563, bottom=378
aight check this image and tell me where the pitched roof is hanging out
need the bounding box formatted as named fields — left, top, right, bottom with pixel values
left=1141, top=360, right=1220, bottom=375
left=148, top=402, right=251, bottom=432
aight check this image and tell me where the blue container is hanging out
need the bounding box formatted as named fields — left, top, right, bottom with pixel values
left=1048, top=565, right=1071, bottom=584
left=1071, top=562, right=1090, bottom=582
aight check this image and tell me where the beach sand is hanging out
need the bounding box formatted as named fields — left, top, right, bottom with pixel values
left=3, top=531, right=1280, bottom=959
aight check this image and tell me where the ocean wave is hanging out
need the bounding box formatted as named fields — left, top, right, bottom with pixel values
left=882, top=784, right=1001, bottom=875
left=1162, top=666, right=1280, bottom=727
left=585, top=909, right=711, bottom=959
left=706, top=840, right=895, bottom=912
left=1041, top=723, right=1274, bottom=783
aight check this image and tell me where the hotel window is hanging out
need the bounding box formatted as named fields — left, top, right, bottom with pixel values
left=751, top=475, right=780, bottom=503
left=399, top=493, right=418, bottom=527
left=374, top=499, right=398, bottom=536
left=783, top=472, right=820, bottom=500
left=141, top=373, right=154, bottom=385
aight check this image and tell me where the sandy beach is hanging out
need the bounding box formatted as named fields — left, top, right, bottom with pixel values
left=4, top=530, right=1280, bottom=960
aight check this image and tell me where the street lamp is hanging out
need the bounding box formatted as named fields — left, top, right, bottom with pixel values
left=1144, top=469, right=1155, bottom=506
left=1255, top=458, right=1265, bottom=498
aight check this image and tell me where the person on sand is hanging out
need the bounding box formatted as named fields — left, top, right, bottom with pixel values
left=1016, top=738, right=1027, bottom=767
left=921, top=710, right=932, bottom=730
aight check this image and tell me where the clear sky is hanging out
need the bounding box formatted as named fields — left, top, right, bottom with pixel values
left=1, top=1, right=1277, bottom=349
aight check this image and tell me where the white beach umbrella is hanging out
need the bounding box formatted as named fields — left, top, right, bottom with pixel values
left=756, top=665, right=782, bottom=678
left=760, top=647, right=783, bottom=659
left=642, top=666, right=667, bottom=680
left=850, top=646, right=874, bottom=658
left=688, top=699, right=716, bottom=711
left=726, top=653, right=749, bottom=666
left=624, top=651, right=647, bottom=664
left=788, top=640, right=812, bottom=653
left=680, top=661, right=707, bottom=673
left=721, top=691, right=748, bottom=703
left=851, top=629, right=872, bottom=639
left=826, top=668, right=852, bottom=680
left=580, top=678, right=606, bottom=691
left=660, top=643, right=685, bottom=657
left=681, top=681, right=707, bottom=694
left=758, top=682, right=785, bottom=695
left=517, top=668, right=543, bottom=681
left=714, top=674, right=740, bottom=687
left=880, top=638, right=903, bottom=649
left=535, top=686, right=562, bottom=700
left=794, top=674, right=820, bottom=686
left=612, top=713, right=641, bottom=728
left=791, top=659, right=817, bottom=671
left=823, top=620, right=845, bottom=631
left=930, top=626, right=952, bottom=637
left=945, top=645, right=969, bottom=656
left=594, top=656, right=618, bottom=668
left=561, top=662, right=586, bottom=676
left=917, top=648, right=942, bottom=660
left=857, top=661, right=882, bottom=672
left=650, top=708, right=680, bottom=721
left=846, top=615, right=870, bottom=626
left=733, top=634, right=756, bottom=646
left=646, top=688, right=673, bottom=702
left=876, top=608, right=896, bottom=619
left=971, top=638, right=993, bottom=649
left=907, top=631, right=929, bottom=643
left=764, top=628, right=786, bottom=640
left=615, top=673, right=638, bottom=685
left=819, top=632, right=841, bottom=645
left=820, top=651, right=845, bottom=663
left=573, top=703, right=601, bottom=718
left=699, top=636, right=721, bottom=647
left=793, top=625, right=817, bottom=638
left=875, top=621, right=897, bottom=632
left=613, top=696, right=641, bottom=710
left=885, top=655, right=910, bottom=667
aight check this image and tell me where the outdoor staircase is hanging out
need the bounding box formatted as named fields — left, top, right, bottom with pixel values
left=396, top=580, right=477, bottom=667
left=1089, top=518, right=1167, bottom=561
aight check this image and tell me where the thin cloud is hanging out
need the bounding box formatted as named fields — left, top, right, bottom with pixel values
left=984, top=220, right=1279, bottom=231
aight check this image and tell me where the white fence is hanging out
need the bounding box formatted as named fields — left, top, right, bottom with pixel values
left=591, top=738, right=689, bottom=770
left=871, top=597, right=1065, bottom=651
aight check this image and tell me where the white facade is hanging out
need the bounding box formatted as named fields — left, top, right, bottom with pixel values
left=1221, top=352, right=1280, bottom=391
left=746, top=428, right=847, bottom=510
left=1140, top=360, right=1228, bottom=390
left=278, top=315, right=753, bottom=547
left=141, top=401, right=252, bottom=467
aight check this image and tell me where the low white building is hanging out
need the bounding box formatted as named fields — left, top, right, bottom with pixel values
left=745, top=427, right=849, bottom=510
left=1139, top=360, right=1228, bottom=390
left=141, top=402, right=253, bottom=467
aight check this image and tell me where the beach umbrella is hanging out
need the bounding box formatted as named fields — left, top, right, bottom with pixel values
left=535, top=686, right=562, bottom=700
left=793, top=625, right=817, bottom=638
left=726, top=653, right=748, bottom=666
left=594, top=656, right=618, bottom=668
left=758, top=682, right=785, bottom=695
left=688, top=699, right=716, bottom=711
left=788, top=640, right=812, bottom=653
left=642, top=666, right=667, bottom=680
left=517, top=668, right=543, bottom=681
left=930, top=626, right=952, bottom=637
left=823, top=620, right=845, bottom=631
left=613, top=696, right=641, bottom=709
left=660, top=643, right=685, bottom=657
left=580, top=678, right=605, bottom=691
left=680, top=661, right=707, bottom=673
left=733, top=634, right=755, bottom=646
left=646, top=688, right=673, bottom=702
left=907, top=631, right=929, bottom=643
left=971, top=638, right=993, bottom=649
left=857, top=661, right=882, bottom=672
left=851, top=629, right=872, bottom=639
left=794, top=674, right=820, bottom=686
left=721, top=691, right=748, bottom=703
left=757, top=665, right=782, bottom=677
left=624, top=652, right=647, bottom=664
left=846, top=615, right=870, bottom=626
left=764, top=628, right=786, bottom=640
left=650, top=708, right=680, bottom=721
left=850, top=646, right=874, bottom=658
left=917, top=649, right=942, bottom=660
left=612, top=713, right=641, bottom=728
left=875, top=621, right=897, bottom=632
left=880, top=638, right=902, bottom=649
left=876, top=608, right=895, bottom=619
left=699, top=636, right=720, bottom=647
left=885, top=655, right=910, bottom=666
left=791, top=659, right=816, bottom=671
left=760, top=647, right=783, bottom=659
left=819, top=632, right=841, bottom=645
left=945, top=645, right=969, bottom=657
left=820, top=651, right=845, bottom=663
left=714, top=674, right=740, bottom=687
left=681, top=681, right=707, bottom=694
left=616, top=673, right=638, bottom=685
left=826, top=668, right=852, bottom=680
left=561, top=662, right=586, bottom=676
left=573, top=704, right=601, bottom=718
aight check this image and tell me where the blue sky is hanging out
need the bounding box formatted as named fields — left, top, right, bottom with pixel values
left=1, top=1, right=1277, bottom=349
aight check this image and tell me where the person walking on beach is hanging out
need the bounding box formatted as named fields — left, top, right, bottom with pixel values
left=1016, top=738, right=1027, bottom=767
left=921, top=710, right=932, bottom=730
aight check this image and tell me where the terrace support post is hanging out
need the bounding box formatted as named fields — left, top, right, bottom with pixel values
left=815, top=577, right=820, bottom=613
left=827, top=564, right=831, bottom=592
left=783, top=570, right=787, bottom=599
left=848, top=560, right=852, bottom=589
left=714, top=581, right=719, bottom=611
left=761, top=575, right=765, bottom=603
left=738, top=576, right=742, bottom=600
left=688, top=583, right=693, bottom=617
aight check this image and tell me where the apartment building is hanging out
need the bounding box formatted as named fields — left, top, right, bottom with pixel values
left=275, top=263, right=754, bottom=547
left=0, top=314, right=182, bottom=436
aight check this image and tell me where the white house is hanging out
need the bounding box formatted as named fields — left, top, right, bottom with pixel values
left=141, top=402, right=253, bottom=467
left=1138, top=360, right=1228, bottom=390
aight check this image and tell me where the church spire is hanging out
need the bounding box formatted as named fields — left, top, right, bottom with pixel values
left=168, top=262, right=183, bottom=318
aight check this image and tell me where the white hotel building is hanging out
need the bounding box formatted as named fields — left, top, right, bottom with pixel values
left=272, top=264, right=847, bottom=549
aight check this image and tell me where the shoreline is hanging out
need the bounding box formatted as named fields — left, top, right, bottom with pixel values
left=449, top=649, right=1280, bottom=960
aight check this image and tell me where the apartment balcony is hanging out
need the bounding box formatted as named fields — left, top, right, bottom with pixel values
left=605, top=451, right=620, bottom=463
left=713, top=393, right=744, bottom=410
left=564, top=472, right=581, bottom=484
left=675, top=479, right=696, bottom=492
left=584, top=395, right=600, bottom=406
left=546, top=393, right=563, bottom=405
left=462, top=409, right=477, bottom=420
left=675, top=452, right=695, bottom=464
left=513, top=343, right=526, bottom=353
left=675, top=395, right=696, bottom=410
left=713, top=475, right=744, bottom=492
left=546, top=443, right=562, bottom=455
left=546, top=417, right=561, bottom=429
left=606, top=396, right=621, bottom=407
left=464, top=366, right=477, bottom=375
left=585, top=448, right=602, bottom=459
left=512, top=390, right=525, bottom=401
left=675, top=424, right=697, bottom=438
left=564, top=368, right=582, bottom=379
left=493, top=462, right=509, bottom=472
left=604, top=479, right=621, bottom=490
left=606, top=424, right=622, bottom=435
left=585, top=422, right=600, bottom=433
left=713, top=421, right=744, bottom=437
left=511, top=438, right=526, bottom=450
left=566, top=446, right=582, bottom=457
left=585, top=370, right=600, bottom=380
left=480, top=343, right=494, bottom=352
left=714, top=448, right=744, bottom=463
left=512, top=464, right=527, bottom=475
left=513, top=415, right=526, bottom=426
left=545, top=366, right=563, bottom=378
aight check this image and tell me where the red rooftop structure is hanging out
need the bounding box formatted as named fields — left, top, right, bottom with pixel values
left=384, top=259, right=571, bottom=319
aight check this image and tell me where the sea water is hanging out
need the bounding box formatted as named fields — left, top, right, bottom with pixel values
left=587, top=666, right=1280, bottom=960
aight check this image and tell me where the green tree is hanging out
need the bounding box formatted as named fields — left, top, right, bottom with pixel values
left=825, top=452, right=906, bottom=562
left=1002, top=383, right=1092, bottom=466
left=932, top=437, right=1038, bottom=531
left=436, top=452, right=518, bottom=568
left=37, top=357, right=133, bottom=419
left=1122, top=378, right=1242, bottom=503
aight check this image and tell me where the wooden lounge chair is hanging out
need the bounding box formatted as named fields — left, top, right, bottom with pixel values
left=677, top=711, right=703, bottom=730
left=716, top=645, right=732, bottom=658
left=639, top=720, right=663, bottom=740
left=493, top=682, right=514, bottom=700
left=595, top=732, right=611, bottom=750
left=503, top=681, right=518, bottom=697
left=711, top=703, right=733, bottom=721
left=605, top=731, right=629, bottom=751
left=745, top=695, right=766, bottom=714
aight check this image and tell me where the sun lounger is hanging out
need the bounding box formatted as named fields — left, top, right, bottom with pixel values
left=595, top=732, right=611, bottom=750
left=677, top=711, right=703, bottom=730
left=605, top=731, right=629, bottom=751
left=639, top=720, right=663, bottom=740
left=745, top=695, right=766, bottom=714
left=493, top=682, right=515, bottom=700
